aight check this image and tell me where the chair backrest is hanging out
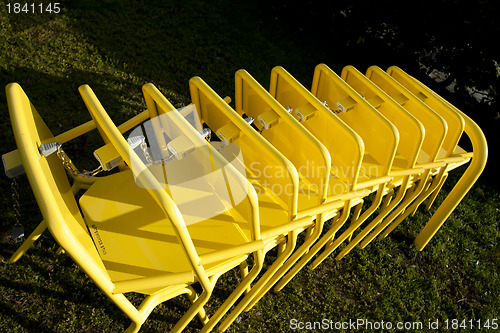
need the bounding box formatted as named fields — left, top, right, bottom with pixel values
left=189, top=76, right=299, bottom=219
left=387, top=66, right=465, bottom=159
left=79, top=85, right=261, bottom=283
left=5, top=83, right=112, bottom=291
left=140, top=83, right=260, bottom=236
left=311, top=64, right=399, bottom=177
left=366, top=66, right=447, bottom=164
left=234, top=69, right=331, bottom=208
left=341, top=65, right=424, bottom=169
left=269, top=66, right=364, bottom=191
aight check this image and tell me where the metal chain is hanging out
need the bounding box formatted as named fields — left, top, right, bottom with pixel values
left=10, top=178, right=24, bottom=244
left=54, top=144, right=103, bottom=177
left=321, top=100, right=344, bottom=114
left=140, top=139, right=154, bottom=164
left=10, top=178, right=21, bottom=226
left=139, top=138, right=175, bottom=165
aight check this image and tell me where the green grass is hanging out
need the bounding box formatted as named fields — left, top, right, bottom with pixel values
left=1, top=1, right=499, bottom=332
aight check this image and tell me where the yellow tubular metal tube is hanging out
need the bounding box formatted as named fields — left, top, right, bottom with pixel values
left=8, top=220, right=47, bottom=263
left=311, top=183, right=386, bottom=268
left=273, top=202, right=352, bottom=293
left=338, top=176, right=411, bottom=258
left=218, top=229, right=299, bottom=332
left=198, top=240, right=264, bottom=266
left=200, top=250, right=264, bottom=333
left=425, top=172, right=448, bottom=211
left=414, top=113, right=487, bottom=249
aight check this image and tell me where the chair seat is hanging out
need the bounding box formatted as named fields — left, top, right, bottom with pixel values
left=80, top=169, right=252, bottom=285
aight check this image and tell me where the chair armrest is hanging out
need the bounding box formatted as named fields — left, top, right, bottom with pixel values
left=199, top=239, right=265, bottom=266
left=354, top=175, right=392, bottom=191
left=390, top=167, right=425, bottom=178
left=260, top=216, right=314, bottom=240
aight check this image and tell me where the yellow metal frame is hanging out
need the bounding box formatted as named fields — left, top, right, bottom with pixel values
left=357, top=66, right=450, bottom=247
left=333, top=65, right=425, bottom=259
left=188, top=76, right=319, bottom=332
left=305, top=63, right=399, bottom=268
left=4, top=63, right=486, bottom=331
left=385, top=67, right=487, bottom=250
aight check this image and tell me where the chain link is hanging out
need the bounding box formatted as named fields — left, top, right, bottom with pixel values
left=10, top=178, right=21, bottom=225
left=54, top=143, right=103, bottom=177
left=10, top=177, right=24, bottom=244
left=321, top=100, right=344, bottom=114
left=139, top=138, right=175, bottom=166
left=140, top=139, right=154, bottom=164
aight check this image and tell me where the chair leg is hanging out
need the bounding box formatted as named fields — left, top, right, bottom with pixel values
left=199, top=251, right=264, bottom=333
left=243, top=230, right=300, bottom=312
left=9, top=220, right=47, bottom=263
left=360, top=171, right=430, bottom=246
left=311, top=184, right=386, bottom=268
left=342, top=177, right=410, bottom=256
left=217, top=230, right=299, bottom=332
left=272, top=203, right=352, bottom=293
left=380, top=169, right=445, bottom=238
left=410, top=173, right=439, bottom=217
left=347, top=200, right=364, bottom=242
left=425, top=172, right=448, bottom=212
left=239, top=260, right=250, bottom=294
left=170, top=289, right=212, bottom=333
left=266, top=214, right=333, bottom=294
left=185, top=286, right=209, bottom=325
left=124, top=321, right=142, bottom=333
left=127, top=286, right=197, bottom=333
left=382, top=188, right=394, bottom=209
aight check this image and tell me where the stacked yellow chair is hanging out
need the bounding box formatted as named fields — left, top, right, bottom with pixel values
left=358, top=66, right=469, bottom=246
left=186, top=76, right=322, bottom=332
left=262, top=65, right=399, bottom=294
left=195, top=70, right=371, bottom=331
left=4, top=63, right=486, bottom=332
left=6, top=82, right=268, bottom=332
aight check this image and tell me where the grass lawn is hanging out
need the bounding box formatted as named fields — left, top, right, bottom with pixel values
left=1, top=1, right=499, bottom=331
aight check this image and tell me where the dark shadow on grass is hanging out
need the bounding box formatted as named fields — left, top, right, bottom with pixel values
left=59, top=0, right=334, bottom=101
left=0, top=298, right=57, bottom=333
left=387, top=230, right=414, bottom=246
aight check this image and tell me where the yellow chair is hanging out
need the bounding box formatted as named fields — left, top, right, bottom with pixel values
left=187, top=76, right=321, bottom=332
left=332, top=65, right=425, bottom=259
left=259, top=66, right=391, bottom=295
left=385, top=67, right=487, bottom=250
left=81, top=83, right=273, bottom=332
left=7, top=81, right=269, bottom=332
left=377, top=65, right=466, bottom=238
left=300, top=63, right=399, bottom=268
left=212, top=69, right=358, bottom=331
left=3, top=94, right=152, bottom=263
left=358, top=66, right=461, bottom=247
left=387, top=66, right=473, bottom=211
